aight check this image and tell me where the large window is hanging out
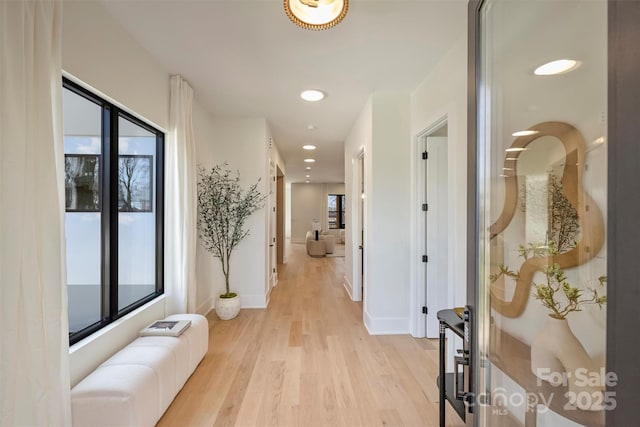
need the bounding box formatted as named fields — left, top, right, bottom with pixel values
left=328, top=194, right=345, bottom=229
left=63, top=78, right=164, bottom=345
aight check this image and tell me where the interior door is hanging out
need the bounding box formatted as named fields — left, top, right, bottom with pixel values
left=425, top=136, right=449, bottom=338
left=472, top=1, right=608, bottom=426
left=357, top=153, right=365, bottom=301
left=269, top=162, right=277, bottom=289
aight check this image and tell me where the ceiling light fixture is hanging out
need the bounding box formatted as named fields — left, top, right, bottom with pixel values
left=306, top=166, right=311, bottom=170
left=284, top=0, right=348, bottom=31
left=534, top=59, right=581, bottom=76
left=511, top=130, right=539, bottom=137
left=305, top=180, right=310, bottom=183
left=306, top=175, right=311, bottom=178
left=300, top=89, right=325, bottom=102
left=505, top=147, right=527, bottom=152
left=304, top=158, right=315, bottom=163
left=303, top=145, right=317, bottom=150
left=506, top=157, right=518, bottom=161
left=307, top=124, right=317, bottom=131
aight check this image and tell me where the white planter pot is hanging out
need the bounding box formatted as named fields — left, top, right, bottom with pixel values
left=531, top=316, right=603, bottom=410
left=215, top=294, right=241, bottom=320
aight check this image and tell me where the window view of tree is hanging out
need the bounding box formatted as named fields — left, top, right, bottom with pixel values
left=65, top=155, right=100, bottom=211
left=328, top=194, right=345, bottom=229
left=118, top=155, right=152, bottom=212
left=63, top=78, right=163, bottom=345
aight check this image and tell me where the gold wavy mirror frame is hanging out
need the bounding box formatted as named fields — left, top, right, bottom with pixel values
left=489, top=121, right=605, bottom=317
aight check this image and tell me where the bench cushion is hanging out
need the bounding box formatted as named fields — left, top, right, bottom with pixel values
left=164, top=313, right=208, bottom=373
left=101, top=345, right=177, bottom=416
left=71, top=364, right=159, bottom=427
left=71, top=313, right=208, bottom=427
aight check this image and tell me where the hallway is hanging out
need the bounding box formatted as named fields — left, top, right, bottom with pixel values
left=158, top=243, right=464, bottom=426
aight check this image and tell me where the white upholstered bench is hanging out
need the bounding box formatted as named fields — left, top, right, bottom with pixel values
left=71, top=314, right=208, bottom=427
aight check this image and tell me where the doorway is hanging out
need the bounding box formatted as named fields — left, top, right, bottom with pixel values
left=354, top=150, right=365, bottom=302
left=268, top=161, right=277, bottom=291
left=276, top=167, right=285, bottom=266
left=419, top=120, right=450, bottom=338
left=412, top=116, right=453, bottom=338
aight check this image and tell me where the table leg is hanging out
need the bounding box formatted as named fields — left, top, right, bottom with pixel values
left=439, top=321, right=446, bottom=427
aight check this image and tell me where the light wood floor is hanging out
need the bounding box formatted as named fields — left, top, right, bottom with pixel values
left=158, top=243, right=465, bottom=427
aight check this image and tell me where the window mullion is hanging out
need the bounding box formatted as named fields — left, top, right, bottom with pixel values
left=108, top=108, right=119, bottom=319
left=101, top=106, right=112, bottom=321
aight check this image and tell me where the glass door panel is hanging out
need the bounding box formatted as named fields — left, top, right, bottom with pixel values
left=477, top=1, right=607, bottom=426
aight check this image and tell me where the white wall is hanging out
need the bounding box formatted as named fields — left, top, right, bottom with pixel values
left=291, top=184, right=324, bottom=243
left=195, top=117, right=271, bottom=310
left=409, top=34, right=468, bottom=336
left=368, top=93, right=412, bottom=332
left=62, top=1, right=168, bottom=131
left=191, top=103, right=220, bottom=314
left=290, top=182, right=345, bottom=243
left=344, top=93, right=412, bottom=334
left=344, top=99, right=372, bottom=302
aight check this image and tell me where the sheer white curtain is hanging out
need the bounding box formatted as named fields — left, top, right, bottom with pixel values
left=165, top=75, right=198, bottom=314
left=0, top=1, right=72, bottom=425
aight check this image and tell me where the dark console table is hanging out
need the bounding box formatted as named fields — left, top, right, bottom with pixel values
left=437, top=309, right=466, bottom=427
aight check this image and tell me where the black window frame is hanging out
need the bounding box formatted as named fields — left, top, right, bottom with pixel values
left=64, top=77, right=164, bottom=345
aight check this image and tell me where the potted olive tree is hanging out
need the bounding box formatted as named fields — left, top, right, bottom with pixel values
left=197, top=163, right=266, bottom=320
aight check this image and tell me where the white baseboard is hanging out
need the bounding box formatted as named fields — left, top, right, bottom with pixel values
left=363, top=310, right=410, bottom=335
left=342, top=276, right=353, bottom=300
left=196, top=297, right=213, bottom=316
left=240, top=293, right=267, bottom=308
left=204, top=294, right=267, bottom=311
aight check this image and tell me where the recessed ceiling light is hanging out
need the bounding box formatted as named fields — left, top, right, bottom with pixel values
left=505, top=147, right=528, bottom=152
left=305, top=180, right=310, bottom=183
left=305, top=166, right=311, bottom=170
left=503, top=167, right=514, bottom=171
left=304, top=158, right=315, bottom=163
left=306, top=175, right=311, bottom=178
left=506, top=157, right=518, bottom=161
left=593, top=136, right=605, bottom=144
left=307, top=124, right=317, bottom=131
left=534, top=59, right=581, bottom=76
left=303, top=145, right=317, bottom=150
left=300, top=89, right=325, bottom=102
left=512, top=130, right=539, bottom=137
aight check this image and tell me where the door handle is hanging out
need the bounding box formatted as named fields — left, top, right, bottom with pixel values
left=269, top=244, right=274, bottom=247
left=358, top=245, right=363, bottom=250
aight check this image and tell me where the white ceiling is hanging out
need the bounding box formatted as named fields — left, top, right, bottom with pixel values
left=100, top=0, right=467, bottom=183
